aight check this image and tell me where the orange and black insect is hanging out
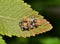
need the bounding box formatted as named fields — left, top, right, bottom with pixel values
left=19, top=16, right=41, bottom=31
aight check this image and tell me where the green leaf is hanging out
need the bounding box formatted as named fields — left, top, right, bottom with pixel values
left=0, top=0, right=52, bottom=38
left=0, top=36, right=6, bottom=44
left=41, top=37, right=60, bottom=44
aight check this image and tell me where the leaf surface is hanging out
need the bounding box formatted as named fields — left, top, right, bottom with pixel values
left=0, top=0, right=52, bottom=38
left=0, top=36, right=6, bottom=44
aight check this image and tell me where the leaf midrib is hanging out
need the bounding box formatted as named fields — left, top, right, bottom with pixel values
left=0, top=15, right=19, bottom=22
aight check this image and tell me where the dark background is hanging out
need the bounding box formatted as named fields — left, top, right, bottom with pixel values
left=3, top=0, right=60, bottom=44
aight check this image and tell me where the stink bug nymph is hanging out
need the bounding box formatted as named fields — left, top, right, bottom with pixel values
left=19, top=16, right=41, bottom=31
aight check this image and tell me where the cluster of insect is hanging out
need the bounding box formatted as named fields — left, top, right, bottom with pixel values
left=19, top=16, right=41, bottom=31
